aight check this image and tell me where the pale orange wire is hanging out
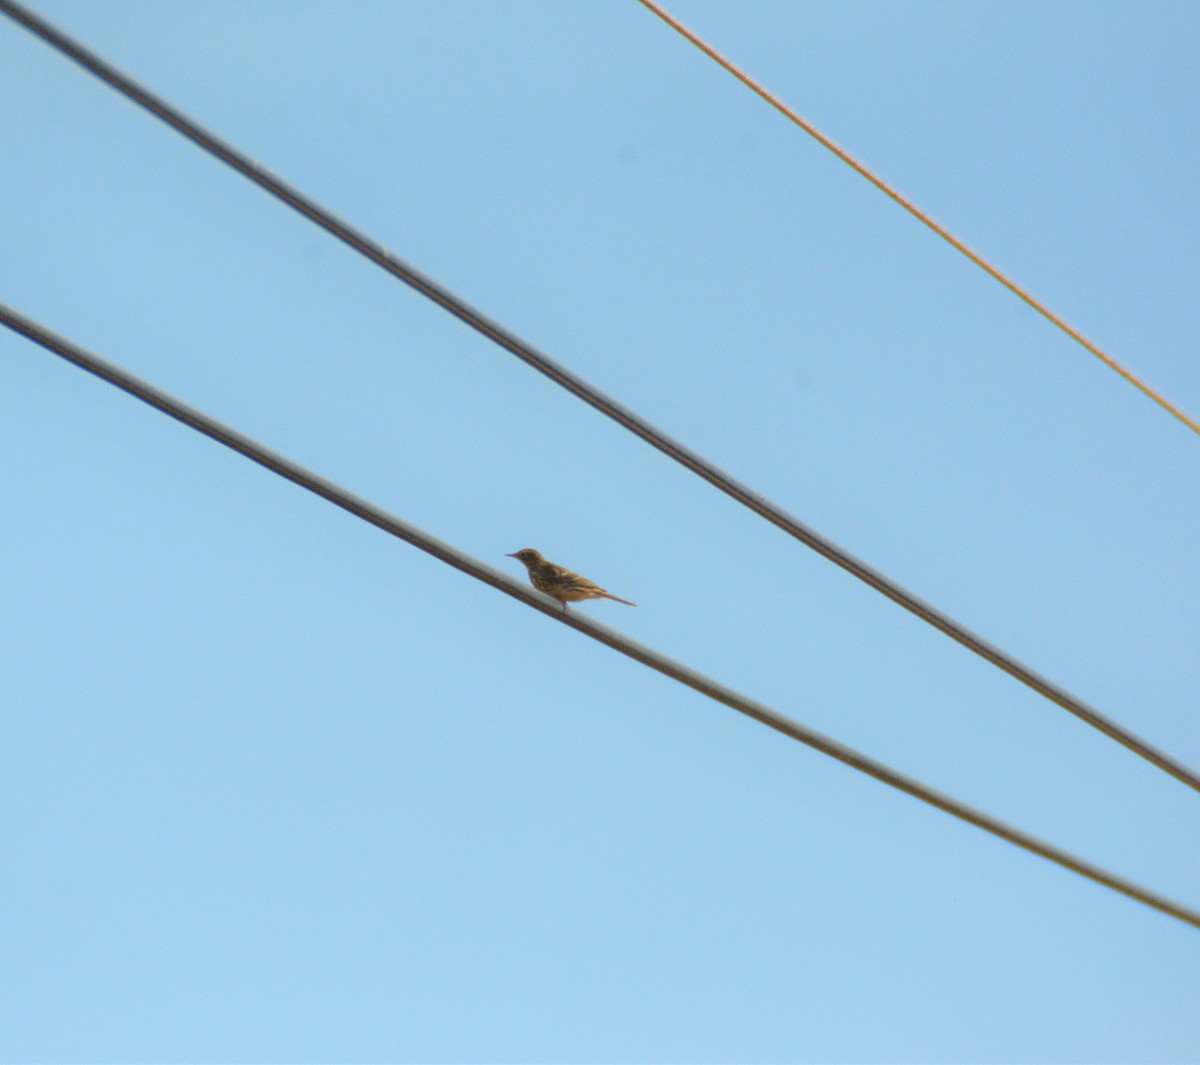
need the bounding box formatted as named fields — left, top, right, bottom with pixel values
left=637, top=0, right=1200, bottom=438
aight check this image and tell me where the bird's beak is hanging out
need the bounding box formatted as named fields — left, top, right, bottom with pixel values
left=505, top=552, right=518, bottom=558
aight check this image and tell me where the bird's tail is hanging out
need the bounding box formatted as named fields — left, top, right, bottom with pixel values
left=603, top=592, right=637, bottom=607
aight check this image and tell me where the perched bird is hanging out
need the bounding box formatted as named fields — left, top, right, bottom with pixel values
left=507, top=548, right=636, bottom=610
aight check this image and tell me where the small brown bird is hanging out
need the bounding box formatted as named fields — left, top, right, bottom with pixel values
left=507, top=548, right=636, bottom=610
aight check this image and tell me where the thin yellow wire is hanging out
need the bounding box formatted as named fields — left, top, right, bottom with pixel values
left=637, top=0, right=1200, bottom=439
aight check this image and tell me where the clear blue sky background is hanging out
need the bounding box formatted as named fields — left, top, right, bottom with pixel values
left=3, top=1, right=1199, bottom=1061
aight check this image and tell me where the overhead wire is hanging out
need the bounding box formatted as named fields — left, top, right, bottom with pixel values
left=635, top=0, right=1200, bottom=439
left=2, top=0, right=1198, bottom=796
left=2, top=299, right=1198, bottom=932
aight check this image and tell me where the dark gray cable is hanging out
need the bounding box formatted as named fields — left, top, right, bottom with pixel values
left=3, top=300, right=1199, bottom=931
left=2, top=0, right=1197, bottom=795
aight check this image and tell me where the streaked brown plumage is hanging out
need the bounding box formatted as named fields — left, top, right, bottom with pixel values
left=506, top=548, right=636, bottom=610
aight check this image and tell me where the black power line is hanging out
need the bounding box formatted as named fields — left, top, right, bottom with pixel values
left=2, top=0, right=1197, bottom=796
left=3, top=298, right=1198, bottom=931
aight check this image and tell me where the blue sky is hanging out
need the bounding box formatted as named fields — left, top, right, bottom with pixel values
left=3, top=1, right=1199, bottom=1060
